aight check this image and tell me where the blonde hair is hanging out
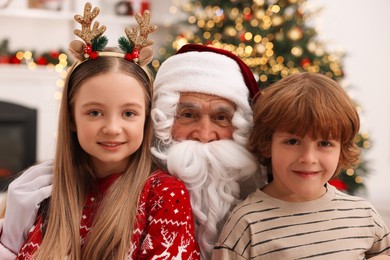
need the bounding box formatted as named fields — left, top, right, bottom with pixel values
left=34, top=53, right=153, bottom=259
left=248, top=72, right=360, bottom=179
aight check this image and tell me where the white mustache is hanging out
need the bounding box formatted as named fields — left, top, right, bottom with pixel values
left=166, top=139, right=258, bottom=187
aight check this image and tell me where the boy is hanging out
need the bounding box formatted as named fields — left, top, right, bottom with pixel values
left=212, top=72, right=390, bottom=259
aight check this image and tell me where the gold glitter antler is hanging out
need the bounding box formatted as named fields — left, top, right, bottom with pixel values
left=74, top=2, right=106, bottom=45
left=125, top=10, right=157, bottom=52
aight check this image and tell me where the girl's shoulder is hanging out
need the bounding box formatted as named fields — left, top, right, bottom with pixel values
left=149, top=169, right=185, bottom=186
left=138, top=169, right=193, bottom=217
left=150, top=169, right=179, bottom=179
left=142, top=169, right=188, bottom=196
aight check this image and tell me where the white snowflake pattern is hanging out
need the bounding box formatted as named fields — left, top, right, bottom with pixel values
left=138, top=201, right=146, bottom=216
left=151, top=195, right=164, bottom=211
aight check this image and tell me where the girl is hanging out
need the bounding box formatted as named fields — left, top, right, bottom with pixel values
left=0, top=3, right=199, bottom=259
left=212, top=72, right=390, bottom=259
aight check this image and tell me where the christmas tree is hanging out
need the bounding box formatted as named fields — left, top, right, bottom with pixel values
left=152, top=0, right=371, bottom=195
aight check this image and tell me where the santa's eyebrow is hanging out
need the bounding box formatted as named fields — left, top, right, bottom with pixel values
left=177, top=102, right=236, bottom=114
left=177, top=102, right=201, bottom=110
left=210, top=105, right=235, bottom=114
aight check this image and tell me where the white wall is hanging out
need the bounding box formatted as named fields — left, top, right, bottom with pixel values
left=310, top=0, right=390, bottom=222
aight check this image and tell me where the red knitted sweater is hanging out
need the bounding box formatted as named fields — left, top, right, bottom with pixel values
left=17, top=170, right=200, bottom=259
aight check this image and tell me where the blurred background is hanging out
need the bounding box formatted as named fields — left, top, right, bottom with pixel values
left=0, top=0, right=389, bottom=224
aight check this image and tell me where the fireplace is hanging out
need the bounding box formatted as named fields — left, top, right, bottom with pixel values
left=0, top=101, right=37, bottom=191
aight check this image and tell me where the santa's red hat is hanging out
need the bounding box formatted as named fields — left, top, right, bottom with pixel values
left=154, top=44, right=259, bottom=116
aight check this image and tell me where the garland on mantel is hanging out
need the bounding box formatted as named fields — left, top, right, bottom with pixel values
left=0, top=38, right=71, bottom=69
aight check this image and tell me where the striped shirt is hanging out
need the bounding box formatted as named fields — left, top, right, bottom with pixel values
left=212, top=184, right=390, bottom=260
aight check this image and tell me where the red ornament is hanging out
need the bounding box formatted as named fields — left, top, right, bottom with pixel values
left=131, top=49, right=139, bottom=59
left=84, top=44, right=92, bottom=54
left=300, top=58, right=311, bottom=67
left=328, top=178, right=348, bottom=191
left=89, top=51, right=98, bottom=59
left=0, top=56, right=10, bottom=64
left=36, top=56, right=48, bottom=65
left=244, top=13, right=252, bottom=21
left=239, top=33, right=246, bottom=42
left=50, top=51, right=60, bottom=59
left=125, top=53, right=133, bottom=61
left=10, top=56, right=20, bottom=64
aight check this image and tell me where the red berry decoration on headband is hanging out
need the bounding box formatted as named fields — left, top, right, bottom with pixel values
left=132, top=49, right=139, bottom=59
left=132, top=49, right=139, bottom=62
left=89, top=51, right=98, bottom=59
left=83, top=44, right=93, bottom=58
left=84, top=44, right=92, bottom=55
left=125, top=53, right=133, bottom=61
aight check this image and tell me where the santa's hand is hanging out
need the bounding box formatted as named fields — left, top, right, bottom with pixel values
left=0, top=160, right=53, bottom=254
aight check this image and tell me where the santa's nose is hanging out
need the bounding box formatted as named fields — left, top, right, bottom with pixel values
left=192, top=118, right=218, bottom=143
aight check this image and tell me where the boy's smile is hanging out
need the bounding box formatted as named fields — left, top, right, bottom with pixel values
left=263, top=130, right=341, bottom=202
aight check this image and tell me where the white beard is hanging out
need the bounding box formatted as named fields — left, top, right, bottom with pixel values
left=165, top=139, right=259, bottom=259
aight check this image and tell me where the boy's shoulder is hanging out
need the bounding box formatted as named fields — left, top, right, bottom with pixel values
left=329, top=184, right=372, bottom=206
left=327, top=184, right=384, bottom=218
left=226, top=188, right=265, bottom=219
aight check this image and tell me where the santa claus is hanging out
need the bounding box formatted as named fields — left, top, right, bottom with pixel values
left=151, top=44, right=264, bottom=259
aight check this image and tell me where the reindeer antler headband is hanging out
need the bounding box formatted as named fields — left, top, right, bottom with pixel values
left=69, top=2, right=157, bottom=67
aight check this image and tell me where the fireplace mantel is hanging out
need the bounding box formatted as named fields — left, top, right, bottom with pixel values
left=0, top=65, right=61, bottom=162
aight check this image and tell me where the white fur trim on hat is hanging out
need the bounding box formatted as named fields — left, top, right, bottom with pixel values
left=154, top=51, right=252, bottom=115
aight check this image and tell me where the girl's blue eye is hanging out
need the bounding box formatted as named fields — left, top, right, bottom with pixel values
left=123, top=111, right=135, bottom=118
left=88, top=110, right=101, bottom=117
